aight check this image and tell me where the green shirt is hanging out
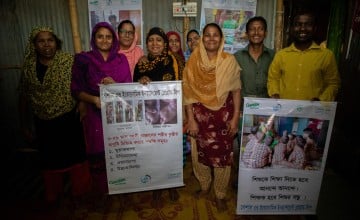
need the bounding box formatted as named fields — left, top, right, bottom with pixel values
left=234, top=45, right=275, bottom=98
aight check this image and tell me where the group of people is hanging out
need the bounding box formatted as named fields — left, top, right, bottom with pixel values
left=242, top=124, right=321, bottom=170
left=18, top=8, right=340, bottom=213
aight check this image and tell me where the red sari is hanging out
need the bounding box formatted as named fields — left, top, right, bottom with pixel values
left=192, top=94, right=234, bottom=167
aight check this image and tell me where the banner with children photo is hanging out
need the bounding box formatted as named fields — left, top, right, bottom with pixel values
left=236, top=97, right=337, bottom=215
left=100, top=81, right=184, bottom=194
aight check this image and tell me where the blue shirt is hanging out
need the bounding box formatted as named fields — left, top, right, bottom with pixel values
left=184, top=49, right=191, bottom=62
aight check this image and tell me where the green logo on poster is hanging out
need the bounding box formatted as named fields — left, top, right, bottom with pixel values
left=109, top=178, right=126, bottom=185
left=246, top=102, right=260, bottom=109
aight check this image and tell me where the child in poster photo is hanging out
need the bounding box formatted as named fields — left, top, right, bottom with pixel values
left=159, top=99, right=177, bottom=124
left=115, top=101, right=124, bottom=123
left=144, top=99, right=160, bottom=125
left=125, top=100, right=134, bottom=122
left=106, top=102, right=114, bottom=124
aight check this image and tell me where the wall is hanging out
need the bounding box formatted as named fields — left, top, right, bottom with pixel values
left=0, top=0, right=275, bottom=153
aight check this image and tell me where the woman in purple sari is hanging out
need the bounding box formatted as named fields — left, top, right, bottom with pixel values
left=71, top=22, right=131, bottom=200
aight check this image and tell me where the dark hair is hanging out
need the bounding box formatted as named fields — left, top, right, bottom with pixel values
left=202, top=23, right=223, bottom=38
left=250, top=125, right=259, bottom=135
left=280, top=135, right=289, bottom=144
left=295, top=135, right=306, bottom=148
left=265, top=135, right=274, bottom=146
left=292, top=9, right=316, bottom=26
left=186, top=29, right=199, bottom=40
left=303, top=127, right=313, bottom=133
left=117, top=19, right=135, bottom=33
left=246, top=16, right=268, bottom=32
left=108, top=14, right=117, bottom=21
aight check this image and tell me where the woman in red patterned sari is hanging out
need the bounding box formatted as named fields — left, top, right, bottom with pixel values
left=182, top=23, right=241, bottom=212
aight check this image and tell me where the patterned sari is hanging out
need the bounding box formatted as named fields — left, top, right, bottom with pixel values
left=193, top=94, right=235, bottom=167
left=182, top=35, right=241, bottom=167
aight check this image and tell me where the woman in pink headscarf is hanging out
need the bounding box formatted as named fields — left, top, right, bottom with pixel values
left=118, top=20, right=144, bottom=79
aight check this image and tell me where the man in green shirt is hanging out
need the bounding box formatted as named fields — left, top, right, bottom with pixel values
left=234, top=16, right=275, bottom=100
left=233, top=16, right=274, bottom=188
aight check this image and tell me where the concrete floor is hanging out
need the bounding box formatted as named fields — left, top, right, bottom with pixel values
left=2, top=148, right=359, bottom=220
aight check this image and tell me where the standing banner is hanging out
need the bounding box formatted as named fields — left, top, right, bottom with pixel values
left=200, top=0, right=257, bottom=53
left=88, top=0, right=143, bottom=47
left=100, top=81, right=184, bottom=194
left=236, top=98, right=337, bottom=214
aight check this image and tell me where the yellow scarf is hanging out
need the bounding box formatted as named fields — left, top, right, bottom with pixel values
left=182, top=36, right=241, bottom=110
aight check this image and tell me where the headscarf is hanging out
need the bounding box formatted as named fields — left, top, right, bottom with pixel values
left=21, top=26, right=75, bottom=120
left=166, top=31, right=185, bottom=63
left=146, top=27, right=168, bottom=45
left=71, top=22, right=131, bottom=97
left=90, top=22, right=119, bottom=62
left=24, top=26, right=59, bottom=62
left=182, top=32, right=241, bottom=110
left=135, top=27, right=180, bottom=80
left=118, top=29, right=144, bottom=77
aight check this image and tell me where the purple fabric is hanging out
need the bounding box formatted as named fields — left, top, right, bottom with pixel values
left=71, top=22, right=132, bottom=154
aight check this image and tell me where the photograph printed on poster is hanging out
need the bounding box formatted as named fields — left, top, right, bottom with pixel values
left=240, top=114, right=329, bottom=171
left=104, top=98, right=178, bottom=125
left=105, top=102, right=115, bottom=124
left=144, top=99, right=178, bottom=125
left=115, top=101, right=124, bottom=123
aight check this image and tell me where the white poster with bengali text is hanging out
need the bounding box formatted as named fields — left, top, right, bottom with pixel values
left=236, top=98, right=337, bottom=215
left=100, top=81, right=184, bottom=194
left=88, top=0, right=143, bottom=47
left=200, top=0, right=257, bottom=54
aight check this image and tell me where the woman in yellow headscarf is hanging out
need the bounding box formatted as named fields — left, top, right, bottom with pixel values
left=183, top=23, right=241, bottom=212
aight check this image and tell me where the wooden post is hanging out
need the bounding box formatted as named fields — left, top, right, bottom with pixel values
left=275, top=0, right=284, bottom=52
left=68, top=0, right=82, bottom=53
left=183, top=16, right=190, bottom=51
left=183, top=0, right=190, bottom=51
